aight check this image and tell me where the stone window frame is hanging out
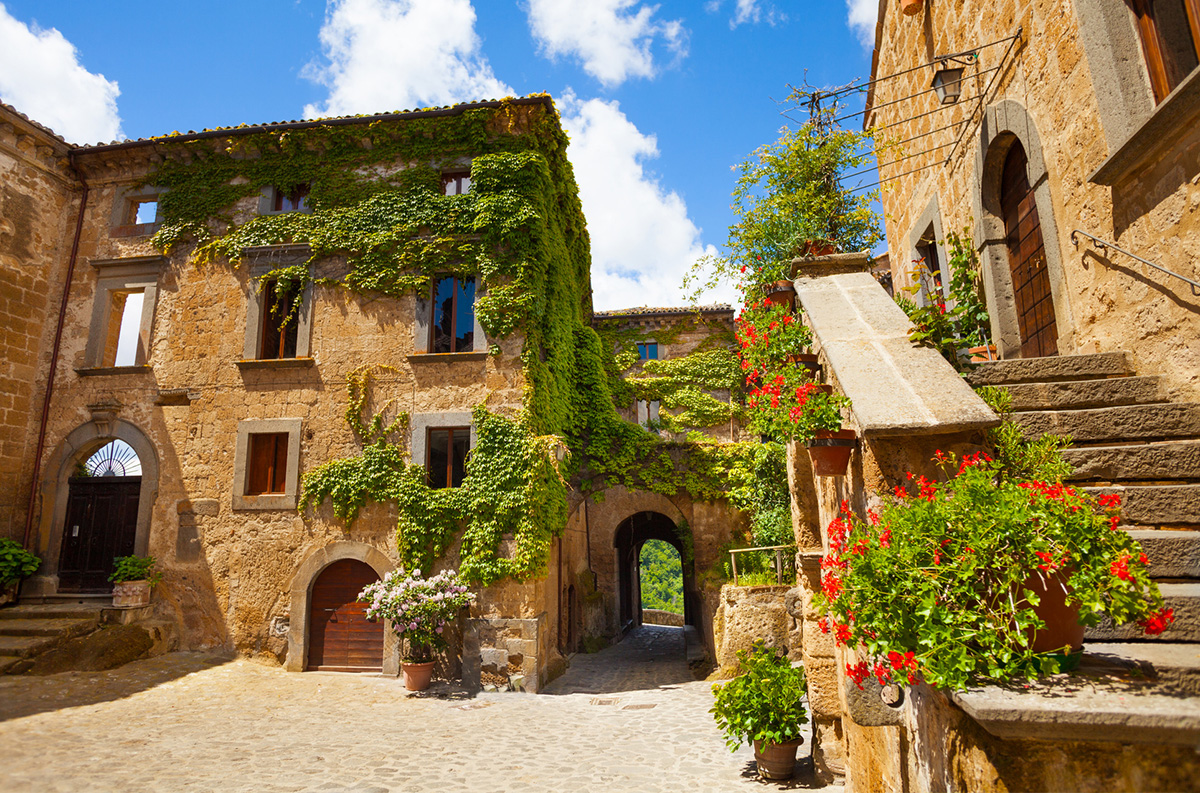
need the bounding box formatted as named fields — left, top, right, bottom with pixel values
left=240, top=245, right=315, bottom=365
left=1075, top=0, right=1200, bottom=185
left=409, top=412, right=476, bottom=482
left=256, top=185, right=314, bottom=216
left=82, top=256, right=166, bottom=371
left=412, top=275, right=487, bottom=357
left=109, top=184, right=167, bottom=238
left=905, top=195, right=951, bottom=308
left=970, top=99, right=1076, bottom=359
left=233, top=418, right=303, bottom=510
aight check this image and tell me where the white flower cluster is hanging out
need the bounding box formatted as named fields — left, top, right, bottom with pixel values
left=357, top=567, right=475, bottom=643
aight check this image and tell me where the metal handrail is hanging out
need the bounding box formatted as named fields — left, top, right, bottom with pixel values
left=1071, top=229, right=1200, bottom=297
left=729, top=544, right=796, bottom=586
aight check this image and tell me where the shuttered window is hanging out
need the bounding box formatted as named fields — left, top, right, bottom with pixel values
left=247, top=433, right=289, bottom=495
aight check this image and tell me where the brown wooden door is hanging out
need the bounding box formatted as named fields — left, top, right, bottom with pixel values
left=1001, top=141, right=1059, bottom=358
left=308, top=559, right=384, bottom=672
left=58, top=477, right=140, bottom=592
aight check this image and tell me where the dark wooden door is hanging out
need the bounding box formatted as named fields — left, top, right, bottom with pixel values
left=1001, top=141, right=1059, bottom=358
left=308, top=559, right=384, bottom=672
left=58, top=477, right=140, bottom=592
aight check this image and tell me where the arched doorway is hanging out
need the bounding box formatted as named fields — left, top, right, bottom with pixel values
left=58, top=440, right=144, bottom=592
left=307, top=559, right=384, bottom=672
left=614, top=511, right=698, bottom=633
left=1001, top=140, right=1059, bottom=358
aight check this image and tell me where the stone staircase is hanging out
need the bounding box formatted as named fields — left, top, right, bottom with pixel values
left=967, top=351, right=1200, bottom=691
left=0, top=603, right=105, bottom=674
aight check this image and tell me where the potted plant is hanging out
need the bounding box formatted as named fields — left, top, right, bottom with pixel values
left=109, top=555, right=162, bottom=608
left=0, top=539, right=39, bottom=606
left=711, top=640, right=808, bottom=780
left=359, top=567, right=475, bottom=691
left=736, top=299, right=814, bottom=377
left=814, top=453, right=1173, bottom=691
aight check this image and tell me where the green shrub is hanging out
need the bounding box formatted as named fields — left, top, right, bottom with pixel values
left=109, top=556, right=162, bottom=587
left=711, top=640, right=807, bottom=750
left=0, top=539, right=40, bottom=585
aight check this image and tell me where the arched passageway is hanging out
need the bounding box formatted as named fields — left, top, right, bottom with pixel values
left=614, top=511, right=699, bottom=633
left=59, top=440, right=144, bottom=592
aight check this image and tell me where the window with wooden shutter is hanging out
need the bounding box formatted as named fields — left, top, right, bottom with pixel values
left=247, top=433, right=289, bottom=495
left=259, top=280, right=300, bottom=359
left=1130, top=0, right=1200, bottom=102
left=427, top=427, right=469, bottom=488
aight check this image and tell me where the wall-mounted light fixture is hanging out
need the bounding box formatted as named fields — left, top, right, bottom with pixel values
left=931, top=66, right=965, bottom=104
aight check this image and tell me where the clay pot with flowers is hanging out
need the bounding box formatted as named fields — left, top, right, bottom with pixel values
left=359, top=567, right=475, bottom=691
left=814, top=452, right=1173, bottom=692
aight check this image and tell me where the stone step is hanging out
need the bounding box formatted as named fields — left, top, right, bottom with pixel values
left=1126, top=530, right=1200, bottom=579
left=966, top=352, right=1134, bottom=386
left=0, top=655, right=21, bottom=674
left=1084, top=485, right=1200, bottom=526
left=1014, top=403, right=1200, bottom=443
left=1001, top=376, right=1163, bottom=411
left=1085, top=583, right=1200, bottom=642
left=1084, top=642, right=1200, bottom=695
left=0, top=617, right=99, bottom=639
left=0, top=634, right=61, bottom=659
left=0, top=604, right=103, bottom=622
left=1065, top=440, right=1200, bottom=482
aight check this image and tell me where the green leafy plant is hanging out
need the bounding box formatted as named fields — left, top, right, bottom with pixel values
left=896, top=229, right=991, bottom=370
left=0, top=539, right=40, bottom=586
left=976, top=385, right=1074, bottom=483
left=686, top=107, right=882, bottom=298
left=109, top=556, right=162, bottom=587
left=359, top=567, right=475, bottom=663
left=814, top=454, right=1173, bottom=691
left=711, top=640, right=808, bottom=750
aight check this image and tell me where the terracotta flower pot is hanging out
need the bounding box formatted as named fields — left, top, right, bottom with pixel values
left=111, top=579, right=151, bottom=608
left=787, top=353, right=822, bottom=376
left=806, top=429, right=857, bottom=476
left=764, top=280, right=796, bottom=310
left=1021, top=573, right=1085, bottom=654
left=402, top=660, right=435, bottom=691
left=968, top=344, right=998, bottom=363
left=800, top=240, right=836, bottom=257
left=901, top=0, right=923, bottom=15
left=753, top=736, right=804, bottom=780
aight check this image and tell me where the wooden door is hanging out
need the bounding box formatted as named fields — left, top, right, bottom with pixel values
left=58, top=477, right=140, bottom=592
left=1001, top=141, right=1059, bottom=358
left=308, top=559, right=384, bottom=672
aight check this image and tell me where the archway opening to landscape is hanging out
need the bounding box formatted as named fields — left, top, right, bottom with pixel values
left=614, top=511, right=698, bottom=634
left=639, top=539, right=684, bottom=622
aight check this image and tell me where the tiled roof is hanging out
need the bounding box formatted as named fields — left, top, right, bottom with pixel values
left=74, top=95, right=556, bottom=152
left=592, top=304, right=734, bottom=319
left=0, top=101, right=70, bottom=146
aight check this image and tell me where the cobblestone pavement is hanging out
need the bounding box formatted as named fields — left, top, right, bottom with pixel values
left=0, top=625, right=836, bottom=793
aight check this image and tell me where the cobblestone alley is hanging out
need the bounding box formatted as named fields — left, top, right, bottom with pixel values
left=0, top=625, right=831, bottom=792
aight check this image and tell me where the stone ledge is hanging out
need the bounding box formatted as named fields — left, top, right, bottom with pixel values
left=1090, top=67, right=1200, bottom=186
left=406, top=352, right=488, bottom=363
left=75, top=365, right=154, bottom=377
left=235, top=357, right=316, bottom=370
left=953, top=675, right=1200, bottom=746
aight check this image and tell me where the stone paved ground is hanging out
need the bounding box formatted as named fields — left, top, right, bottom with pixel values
left=0, top=625, right=837, bottom=793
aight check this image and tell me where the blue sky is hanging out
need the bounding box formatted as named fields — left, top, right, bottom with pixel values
left=0, top=0, right=878, bottom=310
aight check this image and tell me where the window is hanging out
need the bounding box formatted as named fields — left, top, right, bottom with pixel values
left=637, top=399, right=661, bottom=428
left=441, top=171, right=471, bottom=196
left=84, top=257, right=165, bottom=370
left=130, top=200, right=158, bottom=225
left=637, top=342, right=658, bottom=360
left=109, top=185, right=166, bottom=238
left=430, top=275, right=476, bottom=353
left=246, top=433, right=289, bottom=495
left=273, top=184, right=310, bottom=213
left=258, top=280, right=300, bottom=359
left=1130, top=0, right=1200, bottom=102
left=427, top=427, right=469, bottom=488
left=233, top=418, right=302, bottom=510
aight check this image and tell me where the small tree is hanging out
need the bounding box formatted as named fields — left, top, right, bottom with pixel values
left=686, top=108, right=882, bottom=298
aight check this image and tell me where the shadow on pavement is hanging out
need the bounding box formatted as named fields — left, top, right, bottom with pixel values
left=543, top=624, right=699, bottom=695
left=0, top=651, right=232, bottom=722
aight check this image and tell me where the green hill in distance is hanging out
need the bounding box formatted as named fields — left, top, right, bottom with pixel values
left=640, top=539, right=683, bottom=615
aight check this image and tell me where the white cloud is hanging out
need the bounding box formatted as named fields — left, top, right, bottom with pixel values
left=303, top=0, right=511, bottom=118
left=525, top=0, right=687, bottom=87
left=705, top=0, right=786, bottom=28
left=558, top=93, right=733, bottom=310
left=0, top=5, right=121, bottom=144
left=847, top=0, right=878, bottom=47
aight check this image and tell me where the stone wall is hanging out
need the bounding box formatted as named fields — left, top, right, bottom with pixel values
left=641, top=608, right=683, bottom=626
left=710, top=584, right=797, bottom=674
left=872, top=0, right=1200, bottom=398
left=0, top=106, right=77, bottom=542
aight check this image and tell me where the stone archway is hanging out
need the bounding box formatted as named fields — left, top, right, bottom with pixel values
left=26, top=416, right=160, bottom=598
left=613, top=511, right=698, bottom=634
left=972, top=99, right=1075, bottom=358
left=286, top=541, right=399, bottom=675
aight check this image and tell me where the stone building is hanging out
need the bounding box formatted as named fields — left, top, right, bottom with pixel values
left=0, top=96, right=748, bottom=689
left=784, top=1, right=1200, bottom=791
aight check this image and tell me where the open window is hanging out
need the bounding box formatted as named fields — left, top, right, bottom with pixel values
left=246, top=433, right=289, bottom=495
left=258, top=280, right=300, bottom=360
left=426, top=426, right=470, bottom=488
left=258, top=184, right=312, bottom=216
left=240, top=245, right=315, bottom=364
left=109, top=186, right=166, bottom=238
left=1129, top=0, right=1200, bottom=102
left=441, top=171, right=471, bottom=196
left=83, top=257, right=165, bottom=371
left=430, top=275, right=476, bottom=353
